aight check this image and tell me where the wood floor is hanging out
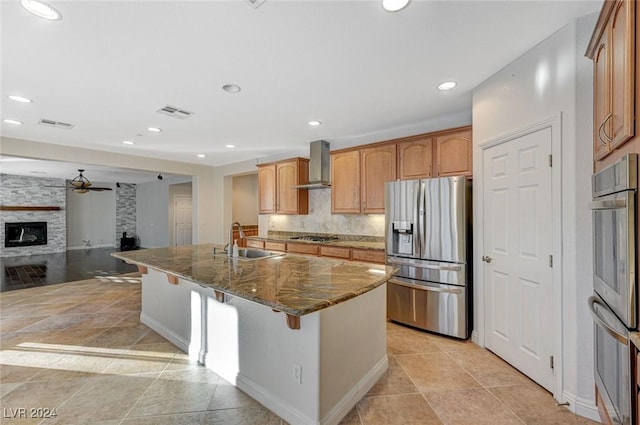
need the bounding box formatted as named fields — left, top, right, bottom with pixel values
left=0, top=274, right=599, bottom=425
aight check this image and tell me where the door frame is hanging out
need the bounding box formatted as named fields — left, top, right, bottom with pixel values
left=474, top=113, right=563, bottom=400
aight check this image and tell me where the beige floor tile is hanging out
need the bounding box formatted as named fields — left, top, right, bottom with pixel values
left=356, top=393, right=443, bottom=425
left=1, top=303, right=78, bottom=317
left=42, top=374, right=155, bottom=424
left=0, top=315, right=50, bottom=333
left=424, top=388, right=525, bottom=425
left=0, top=378, right=89, bottom=415
left=127, top=376, right=217, bottom=417
left=17, top=314, right=91, bottom=333
left=396, top=352, right=481, bottom=393
left=84, top=325, right=150, bottom=347
left=432, top=336, right=482, bottom=353
left=29, top=367, right=102, bottom=382
left=490, top=384, right=602, bottom=425
left=386, top=329, right=442, bottom=355
left=158, top=367, right=221, bottom=384
left=448, top=349, right=531, bottom=387
left=0, top=381, right=22, bottom=397
left=1, top=331, right=56, bottom=349
left=101, top=353, right=172, bottom=375
left=119, top=342, right=180, bottom=358
left=367, top=355, right=418, bottom=396
left=135, top=330, right=170, bottom=346
left=0, top=364, right=45, bottom=383
left=1, top=347, right=67, bottom=369
left=41, top=327, right=110, bottom=345
left=210, top=406, right=282, bottom=425
left=49, top=352, right=116, bottom=373
left=208, top=380, right=260, bottom=410
left=338, top=407, right=362, bottom=425
left=68, top=311, right=135, bottom=330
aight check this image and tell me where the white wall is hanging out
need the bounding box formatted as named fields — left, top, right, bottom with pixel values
left=472, top=13, right=597, bottom=420
left=137, top=176, right=192, bottom=248
left=66, top=182, right=116, bottom=249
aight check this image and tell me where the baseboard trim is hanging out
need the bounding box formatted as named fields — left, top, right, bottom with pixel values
left=236, top=355, right=388, bottom=425
left=67, top=244, right=115, bottom=251
left=139, top=312, right=189, bottom=354
left=562, top=390, right=600, bottom=422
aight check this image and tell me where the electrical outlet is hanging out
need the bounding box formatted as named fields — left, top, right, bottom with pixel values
left=293, top=363, right=302, bottom=384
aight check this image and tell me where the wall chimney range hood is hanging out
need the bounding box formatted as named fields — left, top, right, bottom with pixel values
left=293, top=140, right=331, bottom=189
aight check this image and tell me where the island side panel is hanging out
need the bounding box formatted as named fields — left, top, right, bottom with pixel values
left=140, top=268, right=192, bottom=353
left=319, top=283, right=388, bottom=422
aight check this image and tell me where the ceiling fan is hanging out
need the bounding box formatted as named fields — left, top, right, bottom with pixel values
left=48, top=169, right=114, bottom=194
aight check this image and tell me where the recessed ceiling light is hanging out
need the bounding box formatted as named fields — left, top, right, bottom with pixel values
left=147, top=127, right=162, bottom=132
left=437, top=81, right=457, bottom=91
left=308, top=120, right=322, bottom=126
left=225, top=144, right=235, bottom=149
left=382, top=0, right=410, bottom=12
left=222, top=84, right=241, bottom=94
left=21, top=0, right=62, bottom=20
left=9, top=95, right=33, bottom=103
left=197, top=154, right=206, bottom=158
left=3, top=119, right=23, bottom=125
left=122, top=140, right=135, bottom=145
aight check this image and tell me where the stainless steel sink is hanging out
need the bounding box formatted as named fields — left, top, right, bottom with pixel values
left=213, top=248, right=285, bottom=261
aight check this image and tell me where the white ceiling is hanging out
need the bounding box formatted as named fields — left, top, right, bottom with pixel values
left=1, top=0, right=602, bottom=179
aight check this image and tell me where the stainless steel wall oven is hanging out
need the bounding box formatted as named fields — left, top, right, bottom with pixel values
left=589, top=153, right=637, bottom=425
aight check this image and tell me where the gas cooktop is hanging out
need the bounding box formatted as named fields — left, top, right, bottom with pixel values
left=289, top=235, right=339, bottom=242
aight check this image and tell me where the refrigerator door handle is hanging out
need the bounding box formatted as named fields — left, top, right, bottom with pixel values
left=388, top=258, right=462, bottom=271
left=390, top=277, right=463, bottom=294
left=417, top=180, right=425, bottom=257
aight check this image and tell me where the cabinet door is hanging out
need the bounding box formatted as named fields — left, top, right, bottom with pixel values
left=398, top=138, right=433, bottom=179
left=594, top=36, right=611, bottom=160
left=276, top=160, right=305, bottom=214
left=258, top=164, right=276, bottom=214
left=331, top=150, right=361, bottom=214
left=609, top=0, right=635, bottom=150
left=435, top=130, right=472, bottom=177
left=361, top=145, right=396, bottom=213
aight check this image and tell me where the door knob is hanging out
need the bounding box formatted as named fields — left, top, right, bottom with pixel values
left=482, top=255, right=493, bottom=263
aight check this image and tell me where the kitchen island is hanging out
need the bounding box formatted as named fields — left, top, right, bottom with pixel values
left=112, top=244, right=395, bottom=425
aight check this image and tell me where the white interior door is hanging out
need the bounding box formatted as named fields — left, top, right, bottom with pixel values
left=482, top=126, right=554, bottom=391
left=174, top=195, right=192, bottom=246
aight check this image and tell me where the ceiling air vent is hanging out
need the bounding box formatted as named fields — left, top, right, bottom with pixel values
left=156, top=105, right=194, bottom=120
left=38, top=118, right=75, bottom=129
left=246, top=0, right=266, bottom=8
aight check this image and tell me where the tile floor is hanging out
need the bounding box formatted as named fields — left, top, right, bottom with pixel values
left=0, top=274, right=599, bottom=425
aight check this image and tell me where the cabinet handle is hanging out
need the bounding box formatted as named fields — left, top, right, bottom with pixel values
left=598, top=113, right=612, bottom=145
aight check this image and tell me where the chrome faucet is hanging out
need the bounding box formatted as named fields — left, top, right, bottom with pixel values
left=227, top=222, right=245, bottom=257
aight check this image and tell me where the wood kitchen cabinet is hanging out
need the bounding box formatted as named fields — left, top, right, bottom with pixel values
left=587, top=0, right=636, bottom=169
left=397, top=136, right=433, bottom=179
left=257, top=158, right=309, bottom=214
left=331, top=145, right=396, bottom=214
left=331, top=150, right=361, bottom=214
left=435, top=128, right=473, bottom=177
left=361, top=144, right=396, bottom=213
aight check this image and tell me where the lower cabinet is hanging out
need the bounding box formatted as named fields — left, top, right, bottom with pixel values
left=245, top=239, right=385, bottom=264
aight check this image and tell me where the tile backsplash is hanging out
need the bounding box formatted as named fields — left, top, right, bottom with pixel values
left=258, top=189, right=385, bottom=237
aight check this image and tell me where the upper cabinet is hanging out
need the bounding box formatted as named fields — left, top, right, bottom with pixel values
left=331, top=150, right=361, bottom=214
left=331, top=144, right=396, bottom=214
left=434, top=129, right=473, bottom=177
left=587, top=0, right=636, bottom=169
left=257, top=158, right=309, bottom=215
left=361, top=144, right=397, bottom=213
left=397, top=136, right=433, bottom=179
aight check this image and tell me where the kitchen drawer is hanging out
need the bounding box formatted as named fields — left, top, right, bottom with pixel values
left=265, top=241, right=286, bottom=252
left=287, top=243, right=319, bottom=255
left=351, top=249, right=385, bottom=264
left=319, top=246, right=351, bottom=259
left=246, top=239, right=265, bottom=249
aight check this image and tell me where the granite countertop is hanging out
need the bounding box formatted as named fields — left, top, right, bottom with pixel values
left=247, top=235, right=385, bottom=251
left=112, top=244, right=395, bottom=317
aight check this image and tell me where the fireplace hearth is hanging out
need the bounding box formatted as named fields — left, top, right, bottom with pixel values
left=5, top=222, right=47, bottom=248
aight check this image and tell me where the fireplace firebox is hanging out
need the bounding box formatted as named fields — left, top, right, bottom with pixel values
left=5, top=222, right=47, bottom=247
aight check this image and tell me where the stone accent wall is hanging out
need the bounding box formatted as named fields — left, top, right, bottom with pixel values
left=0, top=173, right=67, bottom=257
left=116, top=183, right=136, bottom=244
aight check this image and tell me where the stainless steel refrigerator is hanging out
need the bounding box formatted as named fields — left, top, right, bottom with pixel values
left=385, top=176, right=472, bottom=339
